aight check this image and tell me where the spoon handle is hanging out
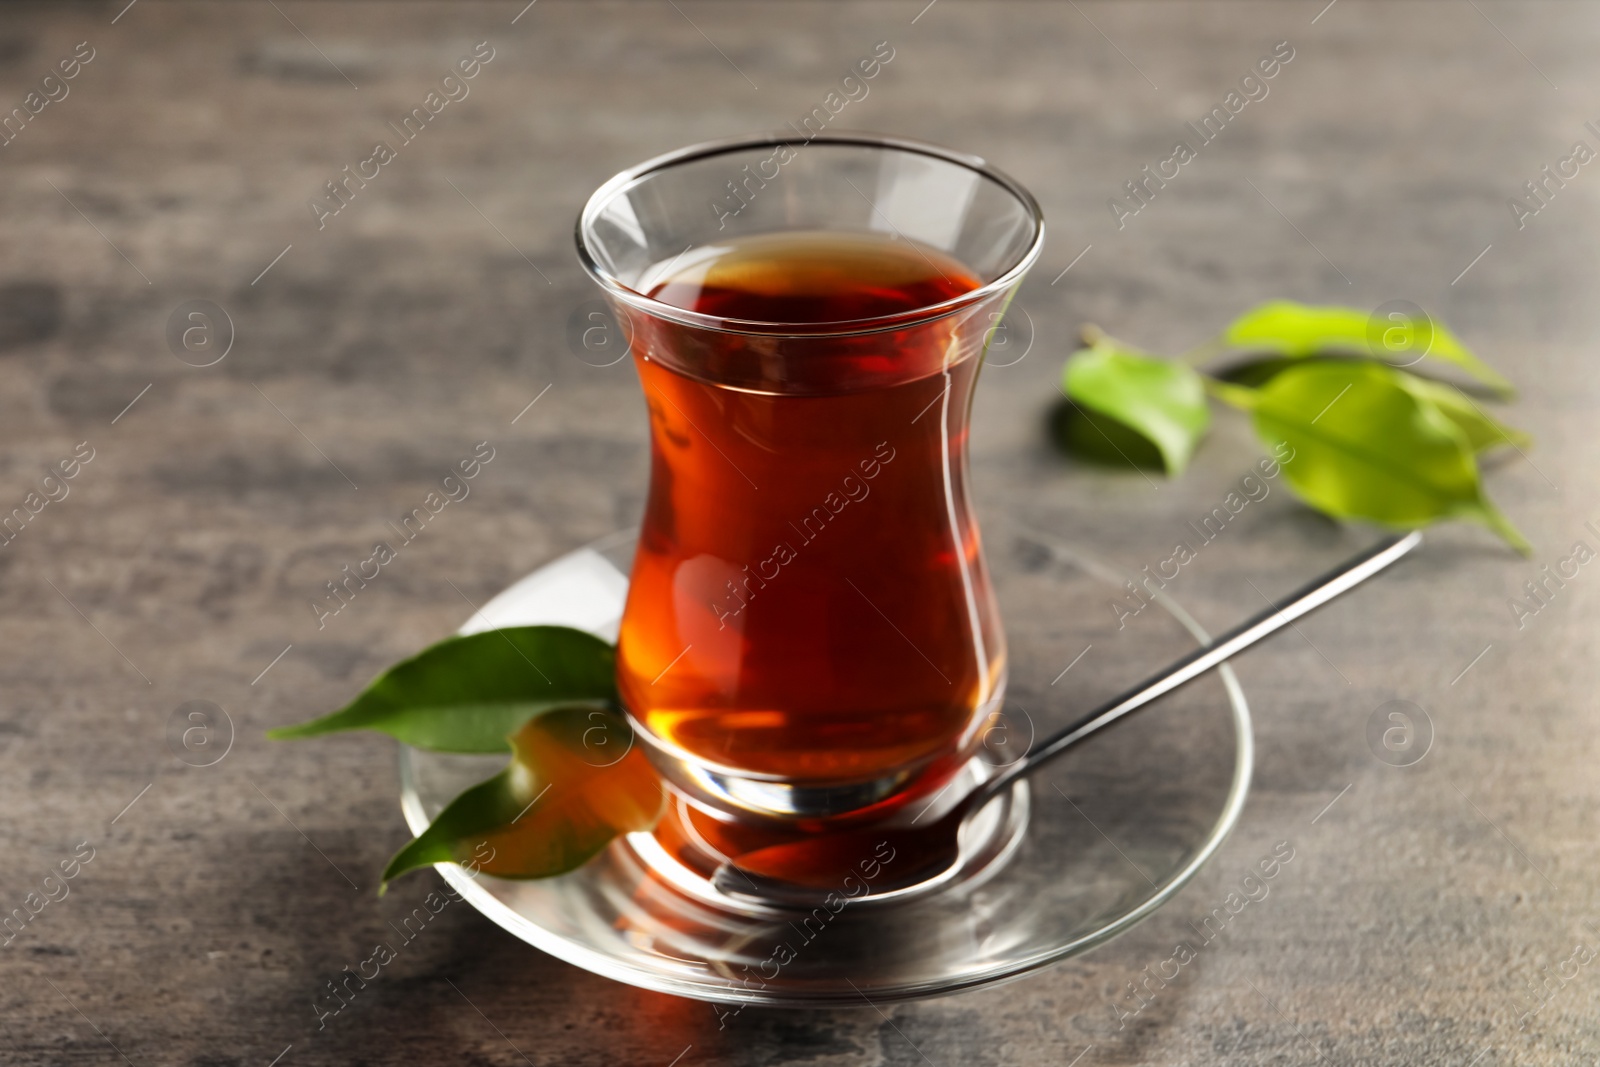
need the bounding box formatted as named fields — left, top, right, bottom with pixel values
left=980, top=530, right=1423, bottom=801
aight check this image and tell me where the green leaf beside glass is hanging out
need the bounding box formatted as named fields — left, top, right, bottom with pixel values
left=1217, top=361, right=1529, bottom=553
left=1060, top=330, right=1210, bottom=475
left=1222, top=300, right=1515, bottom=398
left=1053, top=301, right=1531, bottom=553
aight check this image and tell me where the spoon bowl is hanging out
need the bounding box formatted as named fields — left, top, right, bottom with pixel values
left=710, top=821, right=967, bottom=903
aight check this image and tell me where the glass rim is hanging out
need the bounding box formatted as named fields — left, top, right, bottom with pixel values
left=573, top=131, right=1046, bottom=337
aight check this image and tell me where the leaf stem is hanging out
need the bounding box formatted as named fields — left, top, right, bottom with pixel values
left=1204, top=377, right=1260, bottom=410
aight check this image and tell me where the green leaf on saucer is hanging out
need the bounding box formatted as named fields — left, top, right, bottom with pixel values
left=1061, top=332, right=1210, bottom=475
left=1234, top=361, right=1529, bottom=552
left=1222, top=301, right=1514, bottom=398
left=381, top=706, right=665, bottom=888
left=266, top=625, right=618, bottom=753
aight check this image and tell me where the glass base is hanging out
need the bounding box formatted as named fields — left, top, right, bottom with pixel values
left=633, top=753, right=1030, bottom=912
left=398, top=527, right=1253, bottom=1005
left=624, top=686, right=1005, bottom=822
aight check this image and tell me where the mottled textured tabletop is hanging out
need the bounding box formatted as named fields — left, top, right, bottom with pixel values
left=2, top=1, right=1597, bottom=1064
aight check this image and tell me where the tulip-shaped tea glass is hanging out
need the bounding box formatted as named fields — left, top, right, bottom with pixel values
left=576, top=133, right=1044, bottom=824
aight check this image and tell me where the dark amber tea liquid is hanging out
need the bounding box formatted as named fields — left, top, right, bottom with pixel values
left=616, top=230, right=1005, bottom=801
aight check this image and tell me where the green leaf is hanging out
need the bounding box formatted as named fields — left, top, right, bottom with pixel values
left=1048, top=399, right=1164, bottom=471
left=1061, top=333, right=1210, bottom=475
left=1214, top=357, right=1531, bottom=454
left=382, top=706, right=665, bottom=888
left=267, top=625, right=618, bottom=753
left=1222, top=301, right=1514, bottom=398
left=1398, top=376, right=1532, bottom=453
left=1213, top=355, right=1302, bottom=389
left=1244, top=361, right=1529, bottom=552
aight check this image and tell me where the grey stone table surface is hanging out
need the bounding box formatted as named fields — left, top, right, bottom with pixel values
left=2, top=1, right=1597, bottom=1064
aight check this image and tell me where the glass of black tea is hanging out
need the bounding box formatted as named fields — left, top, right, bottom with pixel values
left=576, top=133, right=1044, bottom=825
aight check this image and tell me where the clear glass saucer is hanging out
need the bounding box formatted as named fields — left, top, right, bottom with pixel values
left=398, top=525, right=1252, bottom=1006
